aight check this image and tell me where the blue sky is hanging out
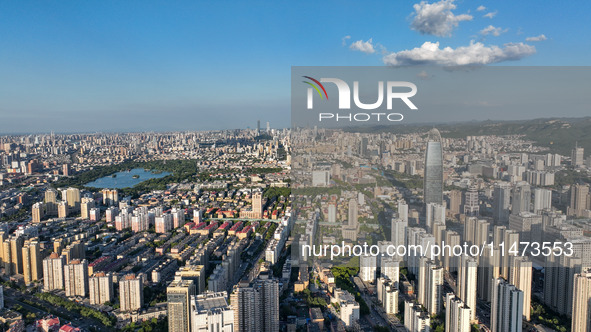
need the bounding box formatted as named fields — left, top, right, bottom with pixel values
left=0, top=1, right=590, bottom=133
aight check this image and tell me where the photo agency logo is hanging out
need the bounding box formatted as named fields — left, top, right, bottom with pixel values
left=302, top=75, right=418, bottom=122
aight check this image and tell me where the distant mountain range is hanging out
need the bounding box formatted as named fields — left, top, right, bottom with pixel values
left=347, top=117, right=591, bottom=156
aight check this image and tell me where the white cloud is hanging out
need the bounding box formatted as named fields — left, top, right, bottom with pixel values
left=480, top=25, right=508, bottom=37
left=382, top=41, right=536, bottom=66
left=410, top=0, right=473, bottom=37
left=476, top=5, right=486, bottom=11
left=342, top=35, right=351, bottom=46
left=526, top=34, right=547, bottom=42
left=349, top=38, right=376, bottom=54
left=483, top=11, right=497, bottom=18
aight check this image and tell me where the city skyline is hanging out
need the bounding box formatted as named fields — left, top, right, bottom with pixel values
left=1, top=1, right=591, bottom=331
left=2, top=1, right=591, bottom=132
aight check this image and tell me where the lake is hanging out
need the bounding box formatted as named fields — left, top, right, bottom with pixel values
left=85, top=168, right=171, bottom=189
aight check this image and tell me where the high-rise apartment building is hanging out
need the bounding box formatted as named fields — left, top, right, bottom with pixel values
left=43, top=253, right=65, bottom=291
left=44, top=189, right=58, bottom=216
left=64, top=259, right=88, bottom=297
left=512, top=183, right=531, bottom=215
left=463, top=187, right=480, bottom=217
left=491, top=278, right=523, bottom=332
left=533, top=188, right=552, bottom=214
left=89, top=272, right=114, bottom=305
left=509, top=256, right=532, bottom=321
left=230, top=276, right=279, bottom=332
left=398, top=200, right=409, bottom=223
left=101, top=189, right=119, bottom=206
left=348, top=198, right=358, bottom=228
left=168, top=279, right=196, bottom=332
left=22, top=239, right=42, bottom=285
left=544, top=254, right=581, bottom=316
left=32, top=202, right=44, bottom=223
left=445, top=293, right=471, bottom=332
left=80, top=197, right=95, bottom=219
left=9, top=236, right=24, bottom=275
left=360, top=254, right=377, bottom=283
left=458, top=255, right=478, bottom=322
left=493, top=183, right=511, bottom=224
left=418, top=258, right=443, bottom=315
left=572, top=270, right=591, bottom=332
left=568, top=183, right=590, bottom=217
left=449, top=189, right=462, bottom=216
left=119, top=274, right=144, bottom=312
left=65, top=187, right=81, bottom=213
left=391, top=218, right=408, bottom=250
left=425, top=202, right=445, bottom=231
left=572, top=143, right=585, bottom=167
left=57, top=201, right=68, bottom=218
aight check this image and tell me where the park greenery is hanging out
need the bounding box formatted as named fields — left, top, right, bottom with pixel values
left=34, top=292, right=115, bottom=327
left=531, top=300, right=570, bottom=332
left=383, top=170, right=423, bottom=190
left=330, top=265, right=370, bottom=315
left=553, top=168, right=591, bottom=188
left=263, top=186, right=291, bottom=199
left=121, top=318, right=167, bottom=332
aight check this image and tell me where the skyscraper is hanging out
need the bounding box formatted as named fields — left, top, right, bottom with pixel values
left=491, top=278, right=523, bottom=332
left=424, top=128, right=443, bottom=207
left=571, top=270, right=591, bottom=332
left=168, top=279, right=196, bottom=332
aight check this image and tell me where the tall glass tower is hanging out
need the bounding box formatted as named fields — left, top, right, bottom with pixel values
left=424, top=128, right=443, bottom=207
